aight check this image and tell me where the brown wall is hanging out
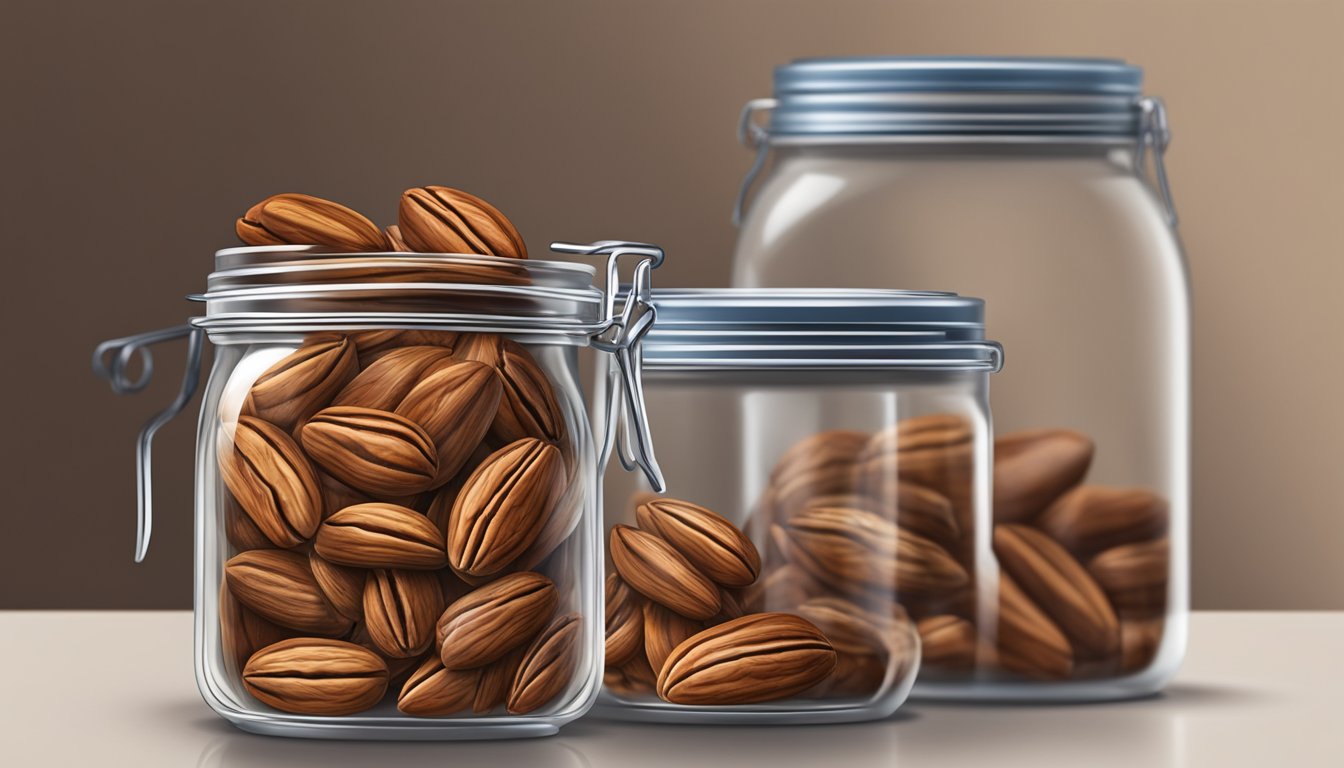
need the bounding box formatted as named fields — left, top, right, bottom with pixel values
left=3, top=0, right=1341, bottom=609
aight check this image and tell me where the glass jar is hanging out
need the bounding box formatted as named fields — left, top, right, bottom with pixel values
left=732, top=57, right=1188, bottom=700
left=595, top=289, right=1003, bottom=722
left=93, top=240, right=669, bottom=739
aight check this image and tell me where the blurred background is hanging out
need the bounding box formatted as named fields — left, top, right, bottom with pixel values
left=2, top=0, right=1340, bottom=609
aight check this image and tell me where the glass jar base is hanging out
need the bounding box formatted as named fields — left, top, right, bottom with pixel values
left=590, top=700, right=900, bottom=726
left=223, top=713, right=563, bottom=741
left=912, top=674, right=1167, bottom=704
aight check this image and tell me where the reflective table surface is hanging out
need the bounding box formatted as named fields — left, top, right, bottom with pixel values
left=3, top=611, right=1339, bottom=767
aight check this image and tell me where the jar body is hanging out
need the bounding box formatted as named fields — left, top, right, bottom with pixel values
left=734, top=143, right=1189, bottom=699
left=196, top=328, right=601, bottom=738
left=598, top=367, right=996, bottom=722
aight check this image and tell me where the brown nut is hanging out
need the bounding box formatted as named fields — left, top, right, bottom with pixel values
left=507, top=613, right=582, bottom=714
left=996, top=572, right=1074, bottom=680
left=1088, top=539, right=1170, bottom=616
left=795, top=597, right=890, bottom=657
left=314, top=502, right=447, bottom=570
left=993, top=429, right=1095, bottom=524
left=994, top=524, right=1120, bottom=658
left=224, top=549, right=353, bottom=636
left=395, top=360, right=502, bottom=484
left=242, top=337, right=358, bottom=432
left=767, top=430, right=870, bottom=518
left=859, top=414, right=974, bottom=515
left=436, top=571, right=558, bottom=670
left=657, top=613, right=838, bottom=705
left=604, top=573, right=645, bottom=668
left=512, top=451, right=584, bottom=571
left=784, top=506, right=968, bottom=598
left=916, top=615, right=976, bottom=670
left=236, top=193, right=388, bottom=251
left=636, top=498, right=761, bottom=588
left=447, top=438, right=564, bottom=577
left=347, top=329, right=458, bottom=368
left=396, top=655, right=480, bottom=716
left=307, top=551, right=365, bottom=621
left=863, top=481, right=961, bottom=551
left=452, top=335, right=566, bottom=445
left=363, top=569, right=445, bottom=658
left=494, top=340, right=566, bottom=444
left=300, top=406, right=439, bottom=496
left=609, top=525, right=721, bottom=621
left=218, top=416, right=323, bottom=549
left=219, top=584, right=289, bottom=669
left=398, top=186, right=527, bottom=258
left=242, top=638, right=388, bottom=715
left=474, top=648, right=526, bottom=714
left=643, top=601, right=703, bottom=673
left=1120, top=617, right=1164, bottom=673
left=224, top=493, right=275, bottom=552
left=384, top=224, right=412, bottom=252
left=332, top=346, right=457, bottom=411
left=1038, top=485, right=1169, bottom=559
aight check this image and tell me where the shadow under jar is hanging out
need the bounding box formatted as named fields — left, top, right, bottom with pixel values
left=595, top=289, right=1003, bottom=723
left=94, top=241, right=667, bottom=739
left=731, top=58, right=1188, bottom=700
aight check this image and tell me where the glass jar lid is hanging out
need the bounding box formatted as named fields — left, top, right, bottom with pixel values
left=640, top=288, right=1003, bottom=371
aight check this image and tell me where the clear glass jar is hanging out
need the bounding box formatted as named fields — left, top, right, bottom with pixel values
left=94, top=241, right=669, bottom=739
left=596, top=289, right=1003, bottom=722
left=732, top=58, right=1188, bottom=700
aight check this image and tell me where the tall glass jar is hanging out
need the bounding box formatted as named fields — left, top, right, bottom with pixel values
left=596, top=289, right=1003, bottom=721
left=94, top=241, right=668, bottom=738
left=732, top=57, right=1188, bottom=700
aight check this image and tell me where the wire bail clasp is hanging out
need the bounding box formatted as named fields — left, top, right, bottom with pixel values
left=550, top=240, right=666, bottom=492
left=93, top=324, right=206, bottom=562
left=732, top=98, right=778, bottom=227
left=1137, top=96, right=1178, bottom=227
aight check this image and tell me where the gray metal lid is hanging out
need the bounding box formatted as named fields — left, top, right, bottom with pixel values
left=762, top=56, right=1147, bottom=139
left=641, top=289, right=1003, bottom=371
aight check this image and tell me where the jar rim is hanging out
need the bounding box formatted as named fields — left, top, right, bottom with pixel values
left=194, top=246, right=606, bottom=336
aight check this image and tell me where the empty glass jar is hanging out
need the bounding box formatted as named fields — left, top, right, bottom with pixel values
left=94, top=241, right=668, bottom=738
left=732, top=57, right=1188, bottom=699
left=596, top=289, right=1003, bottom=722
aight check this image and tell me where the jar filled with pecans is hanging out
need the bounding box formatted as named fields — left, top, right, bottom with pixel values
left=732, top=58, right=1188, bottom=700
left=96, top=217, right=668, bottom=739
left=596, top=289, right=1002, bottom=723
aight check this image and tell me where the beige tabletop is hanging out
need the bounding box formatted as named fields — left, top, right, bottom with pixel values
left=3, top=611, right=1339, bottom=767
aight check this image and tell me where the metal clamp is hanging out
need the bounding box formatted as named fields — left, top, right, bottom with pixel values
left=93, top=324, right=206, bottom=562
left=732, top=98, right=778, bottom=226
left=1137, top=97, right=1178, bottom=227
left=550, top=240, right=667, bottom=492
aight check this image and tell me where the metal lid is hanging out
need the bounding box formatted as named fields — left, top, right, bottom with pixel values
left=641, top=289, right=1003, bottom=371
left=192, top=245, right=607, bottom=336
left=761, top=56, right=1147, bottom=139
